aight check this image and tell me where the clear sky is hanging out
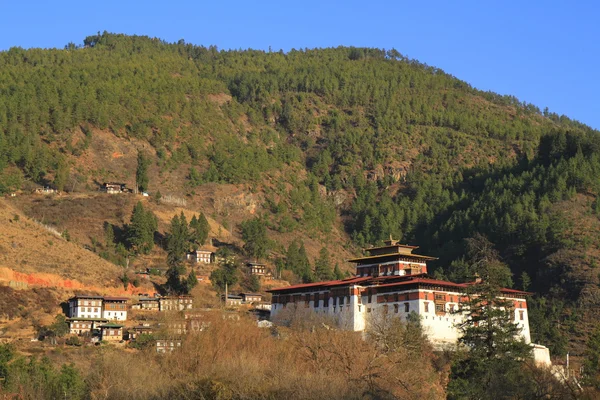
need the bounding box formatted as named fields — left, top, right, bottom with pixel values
left=1, top=1, right=598, bottom=130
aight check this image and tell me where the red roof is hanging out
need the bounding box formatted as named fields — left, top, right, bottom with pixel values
left=267, top=274, right=531, bottom=296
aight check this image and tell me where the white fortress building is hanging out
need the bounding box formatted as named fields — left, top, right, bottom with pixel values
left=269, top=239, right=550, bottom=364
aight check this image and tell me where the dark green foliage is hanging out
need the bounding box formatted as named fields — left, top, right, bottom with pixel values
left=186, top=269, right=198, bottom=293
left=0, top=32, right=599, bottom=355
left=285, top=240, right=313, bottom=283
left=210, top=257, right=239, bottom=292
left=127, top=201, right=157, bottom=254
left=240, top=217, right=270, bottom=260
left=189, top=213, right=210, bottom=250
left=0, top=352, right=88, bottom=400
left=130, top=333, right=155, bottom=350
left=333, top=263, right=344, bottom=280
left=447, top=236, right=533, bottom=399
left=136, top=151, right=150, bottom=193
left=166, top=212, right=189, bottom=267
left=314, top=247, right=334, bottom=281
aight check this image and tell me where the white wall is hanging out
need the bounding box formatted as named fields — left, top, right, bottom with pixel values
left=271, top=288, right=531, bottom=347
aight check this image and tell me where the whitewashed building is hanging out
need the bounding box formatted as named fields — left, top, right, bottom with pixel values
left=269, top=240, right=535, bottom=349
left=68, top=295, right=104, bottom=319
left=187, top=249, right=214, bottom=264
left=102, top=297, right=129, bottom=321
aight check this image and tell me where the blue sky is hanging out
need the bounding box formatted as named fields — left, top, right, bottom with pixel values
left=1, top=1, right=598, bottom=130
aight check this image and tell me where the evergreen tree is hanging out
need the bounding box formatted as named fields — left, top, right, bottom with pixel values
left=127, top=201, right=156, bottom=254
left=189, top=213, right=210, bottom=250
left=333, top=263, right=344, bottom=280
left=167, top=212, right=189, bottom=267
left=210, top=257, right=239, bottom=292
left=104, top=222, right=115, bottom=253
left=165, top=212, right=189, bottom=294
left=298, top=242, right=314, bottom=283
left=53, top=158, right=69, bottom=192
left=447, top=236, right=532, bottom=399
left=241, top=217, right=270, bottom=260
left=136, top=151, right=150, bottom=193
left=314, top=247, right=334, bottom=281
left=186, top=269, right=198, bottom=293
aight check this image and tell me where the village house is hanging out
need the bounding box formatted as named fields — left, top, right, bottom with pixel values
left=68, top=295, right=104, bottom=319
left=186, top=249, right=215, bottom=264
left=155, top=338, right=182, bottom=353
left=33, top=186, right=58, bottom=195
left=137, top=296, right=160, bottom=311
left=159, top=295, right=193, bottom=311
left=128, top=324, right=156, bottom=340
left=67, top=295, right=130, bottom=334
left=67, top=318, right=108, bottom=335
left=239, top=293, right=263, bottom=303
left=223, top=294, right=243, bottom=306
left=246, top=261, right=266, bottom=276
left=102, top=297, right=128, bottom=321
left=269, top=239, right=551, bottom=365
left=99, top=323, right=124, bottom=342
left=101, top=182, right=127, bottom=194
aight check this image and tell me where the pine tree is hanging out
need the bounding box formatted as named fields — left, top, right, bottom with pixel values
left=210, top=258, right=239, bottom=292
left=167, top=212, right=189, bottom=267
left=447, top=235, right=532, bottom=399
left=241, top=217, right=270, bottom=260
left=298, top=242, right=314, bottom=283
left=127, top=201, right=156, bottom=254
left=53, top=158, right=69, bottom=192
left=314, top=247, right=334, bottom=281
left=189, top=213, right=210, bottom=250
left=165, top=212, right=189, bottom=294
left=104, top=222, right=115, bottom=253
left=136, top=151, right=150, bottom=193
left=186, top=269, right=198, bottom=293
left=333, top=263, right=344, bottom=280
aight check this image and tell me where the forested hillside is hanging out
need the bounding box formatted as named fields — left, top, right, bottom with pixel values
left=1, top=32, right=599, bottom=356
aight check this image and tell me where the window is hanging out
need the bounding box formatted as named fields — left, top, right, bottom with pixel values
left=367, top=308, right=371, bottom=313
left=339, top=296, right=344, bottom=306
left=424, top=293, right=429, bottom=300
left=435, top=303, right=445, bottom=314
left=519, top=310, right=524, bottom=321
left=449, top=304, right=455, bottom=312
left=358, top=305, right=362, bottom=312
left=424, top=302, right=429, bottom=313
left=368, top=293, right=372, bottom=304
left=404, top=303, right=409, bottom=312
left=383, top=305, right=388, bottom=314
left=435, top=293, right=445, bottom=301
left=394, top=304, right=399, bottom=313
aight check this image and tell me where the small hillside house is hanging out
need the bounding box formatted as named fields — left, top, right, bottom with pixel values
left=99, top=323, right=124, bottom=342
left=159, top=295, right=194, bottom=311
left=138, top=297, right=160, bottom=311
left=68, top=318, right=108, bottom=335
left=246, top=262, right=266, bottom=276
left=68, top=295, right=104, bottom=319
left=240, top=293, right=263, bottom=303
left=186, top=249, right=215, bottom=264
left=102, top=297, right=128, bottom=321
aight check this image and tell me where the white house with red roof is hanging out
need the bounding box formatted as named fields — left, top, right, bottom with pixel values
left=269, top=239, right=548, bottom=364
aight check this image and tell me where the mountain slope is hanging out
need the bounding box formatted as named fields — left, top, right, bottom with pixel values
left=1, top=33, right=599, bottom=355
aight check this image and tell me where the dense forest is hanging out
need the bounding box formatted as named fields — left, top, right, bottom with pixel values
left=1, top=32, right=600, bottom=359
